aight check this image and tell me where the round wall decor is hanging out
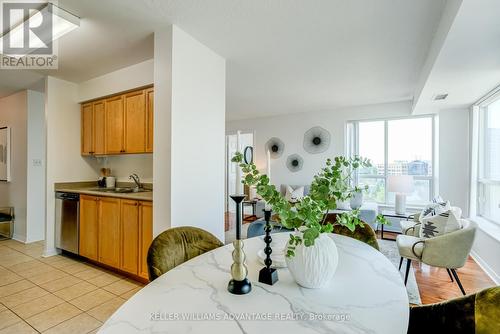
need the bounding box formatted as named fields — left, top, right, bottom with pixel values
left=303, top=126, right=331, bottom=154
left=286, top=154, right=304, bottom=173
left=265, top=137, right=285, bottom=159
left=243, top=146, right=254, bottom=164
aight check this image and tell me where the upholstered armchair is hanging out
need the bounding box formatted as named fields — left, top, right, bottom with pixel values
left=396, top=220, right=476, bottom=295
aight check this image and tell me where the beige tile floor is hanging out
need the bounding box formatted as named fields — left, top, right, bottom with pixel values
left=0, top=239, right=144, bottom=334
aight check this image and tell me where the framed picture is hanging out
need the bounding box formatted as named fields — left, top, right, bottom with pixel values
left=0, top=127, right=11, bottom=182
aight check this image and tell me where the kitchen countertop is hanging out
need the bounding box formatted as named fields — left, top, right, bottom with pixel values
left=55, top=182, right=153, bottom=201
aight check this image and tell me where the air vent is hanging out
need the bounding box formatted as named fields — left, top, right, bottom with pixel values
left=433, top=94, right=448, bottom=101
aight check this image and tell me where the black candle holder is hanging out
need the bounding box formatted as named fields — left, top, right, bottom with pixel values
left=258, top=209, right=278, bottom=285
left=228, top=194, right=252, bottom=295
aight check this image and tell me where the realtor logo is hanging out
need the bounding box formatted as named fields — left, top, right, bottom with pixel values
left=0, top=1, right=60, bottom=69
left=2, top=2, right=53, bottom=55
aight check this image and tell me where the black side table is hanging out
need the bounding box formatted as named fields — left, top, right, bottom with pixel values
left=380, top=210, right=413, bottom=241
left=242, top=200, right=258, bottom=221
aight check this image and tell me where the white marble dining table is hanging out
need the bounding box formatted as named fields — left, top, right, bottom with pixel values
left=100, top=233, right=409, bottom=334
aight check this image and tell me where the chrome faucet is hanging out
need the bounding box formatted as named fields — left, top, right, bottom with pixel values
left=129, top=173, right=142, bottom=189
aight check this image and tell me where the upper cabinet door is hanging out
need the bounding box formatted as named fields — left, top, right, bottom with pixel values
left=81, top=103, right=94, bottom=155
left=105, top=96, right=125, bottom=154
left=146, top=88, right=154, bottom=153
left=124, top=90, right=146, bottom=153
left=93, top=101, right=106, bottom=155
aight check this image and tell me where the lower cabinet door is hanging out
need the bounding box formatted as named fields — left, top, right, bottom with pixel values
left=139, top=201, right=153, bottom=279
left=98, top=197, right=121, bottom=267
left=79, top=195, right=98, bottom=261
left=121, top=200, right=139, bottom=274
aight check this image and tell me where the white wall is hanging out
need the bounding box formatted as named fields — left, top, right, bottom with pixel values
left=471, top=223, right=500, bottom=284
left=0, top=91, right=27, bottom=242
left=227, top=101, right=411, bottom=188
left=26, top=90, right=46, bottom=242
left=153, top=26, right=226, bottom=241
left=44, top=77, right=100, bottom=256
left=438, top=108, right=470, bottom=216
left=78, top=59, right=154, bottom=102
left=153, top=27, right=173, bottom=237
left=97, top=155, right=153, bottom=183
left=170, top=26, right=226, bottom=242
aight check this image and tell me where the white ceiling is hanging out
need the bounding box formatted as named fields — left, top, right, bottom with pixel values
left=413, top=0, right=500, bottom=113
left=2, top=0, right=449, bottom=119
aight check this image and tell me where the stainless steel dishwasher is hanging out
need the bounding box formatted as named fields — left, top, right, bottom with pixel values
left=55, top=192, right=80, bottom=254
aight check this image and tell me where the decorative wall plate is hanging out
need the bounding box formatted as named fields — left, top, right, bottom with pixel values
left=286, top=154, right=304, bottom=172
left=243, top=146, right=254, bottom=164
left=303, top=126, right=331, bottom=154
left=265, top=137, right=285, bottom=159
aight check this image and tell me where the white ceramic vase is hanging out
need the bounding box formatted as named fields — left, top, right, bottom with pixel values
left=285, top=233, right=339, bottom=288
left=350, top=190, right=363, bottom=209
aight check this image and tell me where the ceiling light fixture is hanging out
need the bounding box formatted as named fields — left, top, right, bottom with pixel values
left=0, top=2, right=80, bottom=57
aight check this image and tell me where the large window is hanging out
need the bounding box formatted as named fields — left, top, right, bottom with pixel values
left=477, top=97, right=500, bottom=224
left=348, top=116, right=435, bottom=206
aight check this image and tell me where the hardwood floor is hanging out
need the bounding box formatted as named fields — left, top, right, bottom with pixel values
left=224, top=212, right=256, bottom=232
left=224, top=214, right=497, bottom=305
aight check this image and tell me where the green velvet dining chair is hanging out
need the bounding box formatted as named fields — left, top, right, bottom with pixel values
left=408, top=286, right=500, bottom=334
left=324, top=213, right=380, bottom=251
left=147, top=226, right=224, bottom=281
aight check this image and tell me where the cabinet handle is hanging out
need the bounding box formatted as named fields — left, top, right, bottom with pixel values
left=134, top=202, right=138, bottom=206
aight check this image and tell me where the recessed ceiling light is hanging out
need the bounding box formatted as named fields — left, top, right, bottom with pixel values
left=433, top=94, right=448, bottom=101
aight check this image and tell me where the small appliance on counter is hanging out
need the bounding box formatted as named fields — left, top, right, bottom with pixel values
left=97, top=168, right=112, bottom=188
left=106, top=176, right=116, bottom=188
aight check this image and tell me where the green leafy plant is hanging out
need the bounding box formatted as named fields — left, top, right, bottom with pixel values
left=232, top=153, right=389, bottom=257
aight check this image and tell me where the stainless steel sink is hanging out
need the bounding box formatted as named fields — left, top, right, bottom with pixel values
left=113, top=187, right=148, bottom=193
left=90, top=187, right=150, bottom=194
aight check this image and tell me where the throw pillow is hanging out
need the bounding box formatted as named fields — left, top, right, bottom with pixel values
left=285, top=185, right=304, bottom=202
left=419, top=201, right=451, bottom=221
left=419, top=209, right=461, bottom=239
left=431, top=195, right=445, bottom=203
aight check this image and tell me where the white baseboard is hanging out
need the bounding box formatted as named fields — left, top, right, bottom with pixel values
left=42, top=247, right=61, bottom=257
left=470, top=250, right=500, bottom=285
left=12, top=234, right=27, bottom=243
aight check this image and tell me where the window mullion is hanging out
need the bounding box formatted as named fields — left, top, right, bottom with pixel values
left=384, top=120, right=389, bottom=205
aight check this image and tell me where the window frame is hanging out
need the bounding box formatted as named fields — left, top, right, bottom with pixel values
left=348, top=115, right=436, bottom=207
left=475, top=93, right=500, bottom=225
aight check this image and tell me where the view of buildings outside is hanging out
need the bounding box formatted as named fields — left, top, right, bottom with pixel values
left=357, top=117, right=433, bottom=205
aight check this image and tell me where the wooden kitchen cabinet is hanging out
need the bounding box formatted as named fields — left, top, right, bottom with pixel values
left=104, top=95, right=125, bottom=154
left=79, top=195, right=99, bottom=260
left=79, top=194, right=153, bottom=280
left=98, top=197, right=121, bottom=268
left=120, top=200, right=153, bottom=279
left=146, top=88, right=154, bottom=153
left=139, top=201, right=153, bottom=279
left=124, top=90, right=146, bottom=153
left=81, top=86, right=153, bottom=156
left=93, top=100, right=106, bottom=155
left=81, top=103, right=94, bottom=155
left=120, top=200, right=140, bottom=275
left=81, top=101, right=106, bottom=155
